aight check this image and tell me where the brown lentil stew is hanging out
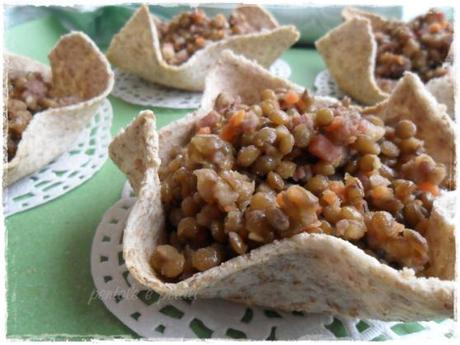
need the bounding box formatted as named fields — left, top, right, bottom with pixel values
left=374, top=9, right=453, bottom=87
left=151, top=87, right=447, bottom=281
left=157, top=9, right=257, bottom=66
left=6, top=72, right=80, bottom=161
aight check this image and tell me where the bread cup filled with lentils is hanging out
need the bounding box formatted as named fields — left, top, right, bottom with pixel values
left=5, top=32, right=114, bottom=186
left=106, top=4, right=299, bottom=91
left=110, top=51, right=455, bottom=321
left=316, top=7, right=454, bottom=110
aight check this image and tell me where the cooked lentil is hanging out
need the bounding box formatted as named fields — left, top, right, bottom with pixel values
left=152, top=86, right=449, bottom=281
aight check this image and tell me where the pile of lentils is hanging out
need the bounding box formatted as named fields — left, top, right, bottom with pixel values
left=157, top=9, right=256, bottom=66
left=374, top=8, right=453, bottom=88
left=6, top=72, right=80, bottom=161
left=7, top=72, right=57, bottom=161
left=151, top=87, right=447, bottom=281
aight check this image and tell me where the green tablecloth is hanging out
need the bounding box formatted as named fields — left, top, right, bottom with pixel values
left=5, top=15, right=325, bottom=339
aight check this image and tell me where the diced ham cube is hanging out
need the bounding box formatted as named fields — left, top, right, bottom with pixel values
left=308, top=134, right=344, bottom=164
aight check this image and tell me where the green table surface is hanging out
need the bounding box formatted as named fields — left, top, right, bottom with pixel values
left=5, top=15, right=325, bottom=339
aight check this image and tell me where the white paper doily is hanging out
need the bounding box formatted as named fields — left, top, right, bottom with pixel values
left=91, top=186, right=456, bottom=340
left=4, top=100, right=113, bottom=217
left=313, top=69, right=346, bottom=99
left=111, top=59, right=292, bottom=109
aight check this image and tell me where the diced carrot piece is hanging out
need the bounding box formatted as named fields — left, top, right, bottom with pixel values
left=417, top=182, right=440, bottom=196
left=231, top=110, right=246, bottom=125
left=295, top=99, right=308, bottom=113
left=325, top=116, right=343, bottom=132
left=283, top=90, right=300, bottom=106
left=220, top=110, right=245, bottom=141
left=220, top=127, right=234, bottom=141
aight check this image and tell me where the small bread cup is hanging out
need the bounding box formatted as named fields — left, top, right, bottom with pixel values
left=106, top=4, right=299, bottom=91
left=315, top=7, right=454, bottom=117
left=5, top=32, right=114, bottom=185
left=110, top=51, right=455, bottom=321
